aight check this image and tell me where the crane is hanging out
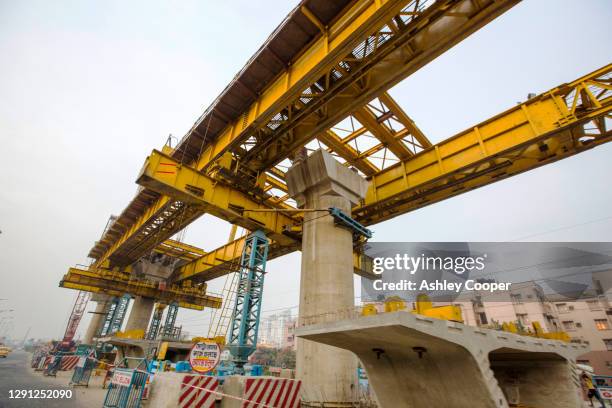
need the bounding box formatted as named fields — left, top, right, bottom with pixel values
left=58, top=291, right=90, bottom=351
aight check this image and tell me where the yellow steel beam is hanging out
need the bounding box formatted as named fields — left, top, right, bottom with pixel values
left=91, top=195, right=203, bottom=267
left=174, top=237, right=301, bottom=283
left=60, top=267, right=222, bottom=310
left=86, top=0, right=518, bottom=266
left=136, top=149, right=301, bottom=245
left=378, top=92, right=431, bottom=149
left=318, top=129, right=380, bottom=175
left=354, top=63, right=612, bottom=224
left=239, top=0, right=519, bottom=170
left=172, top=232, right=376, bottom=283
left=153, top=239, right=207, bottom=262
left=353, top=107, right=413, bottom=159
left=170, top=64, right=612, bottom=283
left=190, top=0, right=426, bottom=171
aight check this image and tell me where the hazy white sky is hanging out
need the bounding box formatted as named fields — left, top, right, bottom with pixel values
left=0, top=0, right=611, bottom=341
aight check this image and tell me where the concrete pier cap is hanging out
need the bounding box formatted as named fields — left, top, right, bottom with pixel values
left=286, top=149, right=369, bottom=405
left=286, top=148, right=368, bottom=210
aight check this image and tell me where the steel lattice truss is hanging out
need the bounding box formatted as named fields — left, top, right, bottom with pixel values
left=59, top=0, right=611, bottom=309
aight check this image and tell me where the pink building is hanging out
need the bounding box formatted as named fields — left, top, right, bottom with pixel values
left=457, top=278, right=612, bottom=375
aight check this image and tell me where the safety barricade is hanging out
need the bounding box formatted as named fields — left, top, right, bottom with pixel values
left=43, top=355, right=62, bottom=377
left=70, top=356, right=98, bottom=387
left=60, top=355, right=80, bottom=370
left=222, top=376, right=301, bottom=408
left=179, top=375, right=218, bottom=408
left=103, top=358, right=149, bottom=408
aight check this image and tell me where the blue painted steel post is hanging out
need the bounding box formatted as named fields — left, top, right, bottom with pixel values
left=109, top=295, right=131, bottom=334
left=162, top=302, right=178, bottom=337
left=227, top=230, right=269, bottom=374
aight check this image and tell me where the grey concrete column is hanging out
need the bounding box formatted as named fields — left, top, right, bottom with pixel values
left=124, top=296, right=155, bottom=333
left=83, top=294, right=110, bottom=344
left=286, top=149, right=368, bottom=404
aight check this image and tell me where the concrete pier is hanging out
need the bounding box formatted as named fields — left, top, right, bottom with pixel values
left=124, top=296, right=155, bottom=332
left=82, top=294, right=110, bottom=344
left=297, top=311, right=588, bottom=408
left=286, top=149, right=368, bottom=405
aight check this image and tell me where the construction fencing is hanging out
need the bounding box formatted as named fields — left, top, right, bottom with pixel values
left=70, top=356, right=98, bottom=387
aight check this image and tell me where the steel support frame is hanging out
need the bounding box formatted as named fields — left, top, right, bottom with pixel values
left=171, top=64, right=611, bottom=283
left=87, top=0, right=517, bottom=269
left=60, top=267, right=221, bottom=310
left=136, top=149, right=301, bottom=246
left=227, top=231, right=269, bottom=372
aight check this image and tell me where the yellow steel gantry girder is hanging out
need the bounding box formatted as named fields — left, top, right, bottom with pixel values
left=169, top=63, right=612, bottom=283
left=232, top=0, right=519, bottom=171
left=153, top=238, right=207, bottom=262
left=86, top=0, right=518, bottom=270
left=60, top=267, right=222, bottom=310
left=136, top=149, right=301, bottom=246
left=354, top=63, right=612, bottom=224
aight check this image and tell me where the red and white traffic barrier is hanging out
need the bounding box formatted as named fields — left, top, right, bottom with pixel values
left=179, top=375, right=218, bottom=408
left=147, top=372, right=218, bottom=408
left=60, top=355, right=80, bottom=371
left=242, top=378, right=301, bottom=408
left=220, top=376, right=301, bottom=408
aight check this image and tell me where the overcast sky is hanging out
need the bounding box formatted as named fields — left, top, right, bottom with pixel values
left=0, top=0, right=611, bottom=341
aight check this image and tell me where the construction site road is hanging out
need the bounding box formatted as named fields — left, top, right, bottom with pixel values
left=0, top=351, right=101, bottom=408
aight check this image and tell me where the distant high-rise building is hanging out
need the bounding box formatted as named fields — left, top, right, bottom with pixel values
left=258, top=309, right=296, bottom=349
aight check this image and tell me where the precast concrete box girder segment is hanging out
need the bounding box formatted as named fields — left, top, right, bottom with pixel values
left=297, top=311, right=588, bottom=408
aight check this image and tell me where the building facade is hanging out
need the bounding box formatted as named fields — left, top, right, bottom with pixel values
left=258, top=309, right=297, bottom=349
left=459, top=279, right=612, bottom=375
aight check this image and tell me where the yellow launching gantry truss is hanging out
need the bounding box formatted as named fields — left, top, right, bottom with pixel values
left=60, top=0, right=611, bottom=313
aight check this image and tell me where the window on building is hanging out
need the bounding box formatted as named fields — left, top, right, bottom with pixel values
left=479, top=312, right=488, bottom=325
left=511, top=294, right=523, bottom=305
left=557, top=303, right=568, bottom=313
left=604, top=339, right=612, bottom=351
left=577, top=359, right=590, bottom=365
left=607, top=361, right=612, bottom=370
left=576, top=322, right=583, bottom=328
left=588, top=299, right=602, bottom=311
left=595, top=319, right=611, bottom=331
left=568, top=305, right=575, bottom=311
left=563, top=321, right=576, bottom=331
left=517, top=314, right=530, bottom=326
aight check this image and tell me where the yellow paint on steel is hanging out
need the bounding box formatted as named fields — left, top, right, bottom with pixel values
left=136, top=149, right=301, bottom=245
left=60, top=267, right=221, bottom=310
left=354, top=64, right=612, bottom=224
left=87, top=0, right=519, bottom=267
left=172, top=64, right=611, bottom=283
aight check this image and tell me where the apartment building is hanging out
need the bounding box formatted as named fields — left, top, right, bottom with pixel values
left=459, top=278, right=612, bottom=375
left=258, top=309, right=296, bottom=349
left=552, top=296, right=612, bottom=375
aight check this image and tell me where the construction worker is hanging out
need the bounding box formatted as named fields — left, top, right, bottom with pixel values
left=581, top=371, right=605, bottom=408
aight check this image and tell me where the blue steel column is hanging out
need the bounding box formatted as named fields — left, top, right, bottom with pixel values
left=227, top=230, right=269, bottom=373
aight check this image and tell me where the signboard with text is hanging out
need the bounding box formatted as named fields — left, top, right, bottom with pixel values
left=111, top=370, right=134, bottom=387
left=189, top=342, right=220, bottom=374
left=598, top=387, right=612, bottom=400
